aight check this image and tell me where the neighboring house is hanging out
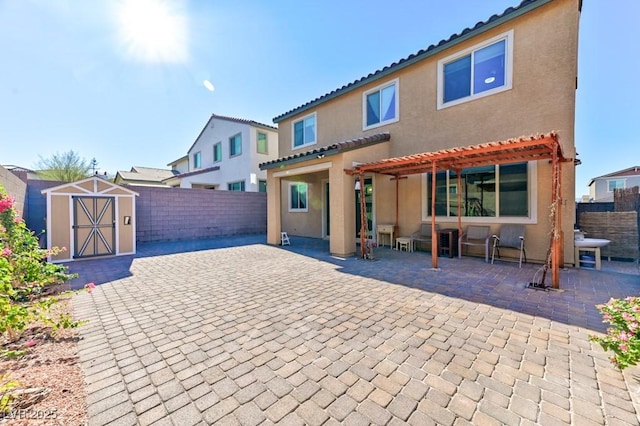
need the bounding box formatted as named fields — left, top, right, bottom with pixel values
left=2, top=165, right=41, bottom=181
left=168, top=155, right=189, bottom=175
left=114, top=166, right=178, bottom=187
left=588, top=166, right=640, bottom=202
left=260, top=0, right=580, bottom=266
left=165, top=114, right=279, bottom=192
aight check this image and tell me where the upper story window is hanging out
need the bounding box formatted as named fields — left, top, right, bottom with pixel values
left=259, top=180, right=267, bottom=193
left=363, top=79, right=399, bottom=130
left=292, top=113, right=316, bottom=149
left=213, top=142, right=222, bottom=162
left=607, top=179, right=625, bottom=192
left=193, top=151, right=202, bottom=169
left=257, top=132, right=268, bottom=154
left=230, top=133, right=242, bottom=157
left=437, top=30, right=513, bottom=109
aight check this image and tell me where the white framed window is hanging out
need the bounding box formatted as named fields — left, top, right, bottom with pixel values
left=259, top=180, right=267, bottom=193
left=422, top=161, right=537, bottom=224
left=257, top=132, right=268, bottom=154
left=193, top=151, right=202, bottom=169
left=228, top=181, right=245, bottom=191
left=230, top=133, right=242, bottom=157
left=289, top=182, right=308, bottom=212
left=437, top=30, right=514, bottom=109
left=607, top=179, right=625, bottom=192
left=213, top=142, right=222, bottom=162
left=363, top=78, right=399, bottom=130
left=292, top=113, right=316, bottom=149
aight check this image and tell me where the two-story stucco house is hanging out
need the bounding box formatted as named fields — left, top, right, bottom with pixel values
left=260, top=0, right=580, bottom=275
left=166, top=114, right=279, bottom=192
left=588, top=166, right=640, bottom=202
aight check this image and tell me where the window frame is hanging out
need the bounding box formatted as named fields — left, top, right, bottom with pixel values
left=229, top=133, right=242, bottom=158
left=213, top=142, right=222, bottom=163
left=289, top=182, right=308, bottom=212
left=291, top=112, right=317, bottom=150
left=421, top=161, right=537, bottom=224
left=362, top=78, right=399, bottom=130
left=193, top=151, right=202, bottom=169
left=257, top=132, right=268, bottom=154
left=437, top=30, right=514, bottom=110
left=607, top=179, right=626, bottom=192
left=228, top=180, right=245, bottom=191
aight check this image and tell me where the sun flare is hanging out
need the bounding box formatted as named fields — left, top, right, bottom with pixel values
left=115, top=0, right=188, bottom=63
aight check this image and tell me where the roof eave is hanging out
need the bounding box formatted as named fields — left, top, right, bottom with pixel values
left=273, top=0, right=552, bottom=124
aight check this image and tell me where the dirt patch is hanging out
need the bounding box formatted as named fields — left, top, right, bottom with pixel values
left=1, top=297, right=87, bottom=425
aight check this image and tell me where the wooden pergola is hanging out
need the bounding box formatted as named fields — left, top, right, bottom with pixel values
left=346, top=132, right=571, bottom=289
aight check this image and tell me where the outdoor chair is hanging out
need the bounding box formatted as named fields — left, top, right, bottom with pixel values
left=491, top=224, right=527, bottom=268
left=458, top=225, right=491, bottom=262
left=411, top=223, right=439, bottom=252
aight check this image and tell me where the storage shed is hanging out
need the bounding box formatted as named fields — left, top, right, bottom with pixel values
left=41, top=176, right=138, bottom=263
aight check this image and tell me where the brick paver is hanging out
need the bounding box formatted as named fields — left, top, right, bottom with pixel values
left=69, top=235, right=640, bottom=425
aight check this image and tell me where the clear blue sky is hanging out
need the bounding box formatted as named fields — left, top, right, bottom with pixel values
left=1, top=0, right=637, bottom=197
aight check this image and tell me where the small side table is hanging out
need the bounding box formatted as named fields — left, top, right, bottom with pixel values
left=377, top=224, right=395, bottom=248
left=575, top=246, right=601, bottom=270
left=395, top=237, right=413, bottom=252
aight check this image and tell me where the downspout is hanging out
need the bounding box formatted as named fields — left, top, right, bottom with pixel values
left=456, top=168, right=462, bottom=240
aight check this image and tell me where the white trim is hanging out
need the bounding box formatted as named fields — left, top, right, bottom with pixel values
left=362, top=78, right=400, bottom=130
left=68, top=195, right=74, bottom=260
left=40, top=176, right=139, bottom=196
left=288, top=182, right=309, bottom=212
left=606, top=178, right=626, bottom=192
left=420, top=160, right=537, bottom=224
left=437, top=30, right=514, bottom=110
left=291, top=112, right=317, bottom=150
left=273, top=161, right=332, bottom=178
left=115, top=196, right=120, bottom=255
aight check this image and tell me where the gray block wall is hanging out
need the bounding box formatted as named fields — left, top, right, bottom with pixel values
left=0, top=165, right=27, bottom=217
left=134, top=186, right=266, bottom=243
left=25, top=180, right=61, bottom=238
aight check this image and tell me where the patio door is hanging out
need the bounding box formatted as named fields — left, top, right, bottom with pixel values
left=73, top=196, right=115, bottom=259
left=355, top=177, right=373, bottom=243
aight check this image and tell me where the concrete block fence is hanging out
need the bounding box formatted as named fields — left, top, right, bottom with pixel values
left=133, top=186, right=266, bottom=243
left=0, top=165, right=27, bottom=216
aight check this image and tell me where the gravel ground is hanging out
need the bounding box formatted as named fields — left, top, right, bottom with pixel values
left=0, top=297, right=87, bottom=426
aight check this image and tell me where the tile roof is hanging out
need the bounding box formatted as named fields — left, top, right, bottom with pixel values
left=186, top=113, right=278, bottom=155
left=259, top=133, right=390, bottom=170
left=273, top=0, right=551, bottom=123
left=163, top=165, right=221, bottom=181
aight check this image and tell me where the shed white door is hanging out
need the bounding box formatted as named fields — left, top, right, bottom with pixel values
left=73, top=196, right=115, bottom=258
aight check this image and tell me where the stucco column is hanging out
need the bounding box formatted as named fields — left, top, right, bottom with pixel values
left=329, top=157, right=356, bottom=257
left=266, top=173, right=281, bottom=245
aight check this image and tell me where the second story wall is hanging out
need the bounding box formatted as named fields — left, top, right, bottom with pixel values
left=275, top=0, right=579, bottom=161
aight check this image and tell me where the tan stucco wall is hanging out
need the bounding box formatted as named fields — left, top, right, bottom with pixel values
left=118, top=196, right=134, bottom=254
left=269, top=0, right=579, bottom=263
left=50, top=195, right=70, bottom=262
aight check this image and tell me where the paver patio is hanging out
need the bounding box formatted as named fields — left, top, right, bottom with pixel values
left=69, top=235, right=640, bottom=425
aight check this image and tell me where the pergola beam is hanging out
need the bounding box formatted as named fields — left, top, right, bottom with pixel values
left=347, top=132, right=569, bottom=289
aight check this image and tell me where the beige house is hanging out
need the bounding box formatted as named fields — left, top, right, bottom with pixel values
left=41, top=177, right=138, bottom=263
left=588, top=166, right=640, bottom=202
left=261, top=0, right=580, bottom=271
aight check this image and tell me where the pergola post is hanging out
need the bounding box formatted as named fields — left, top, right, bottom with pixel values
left=358, top=174, right=367, bottom=259
left=431, top=162, right=438, bottom=269
left=551, top=150, right=561, bottom=288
